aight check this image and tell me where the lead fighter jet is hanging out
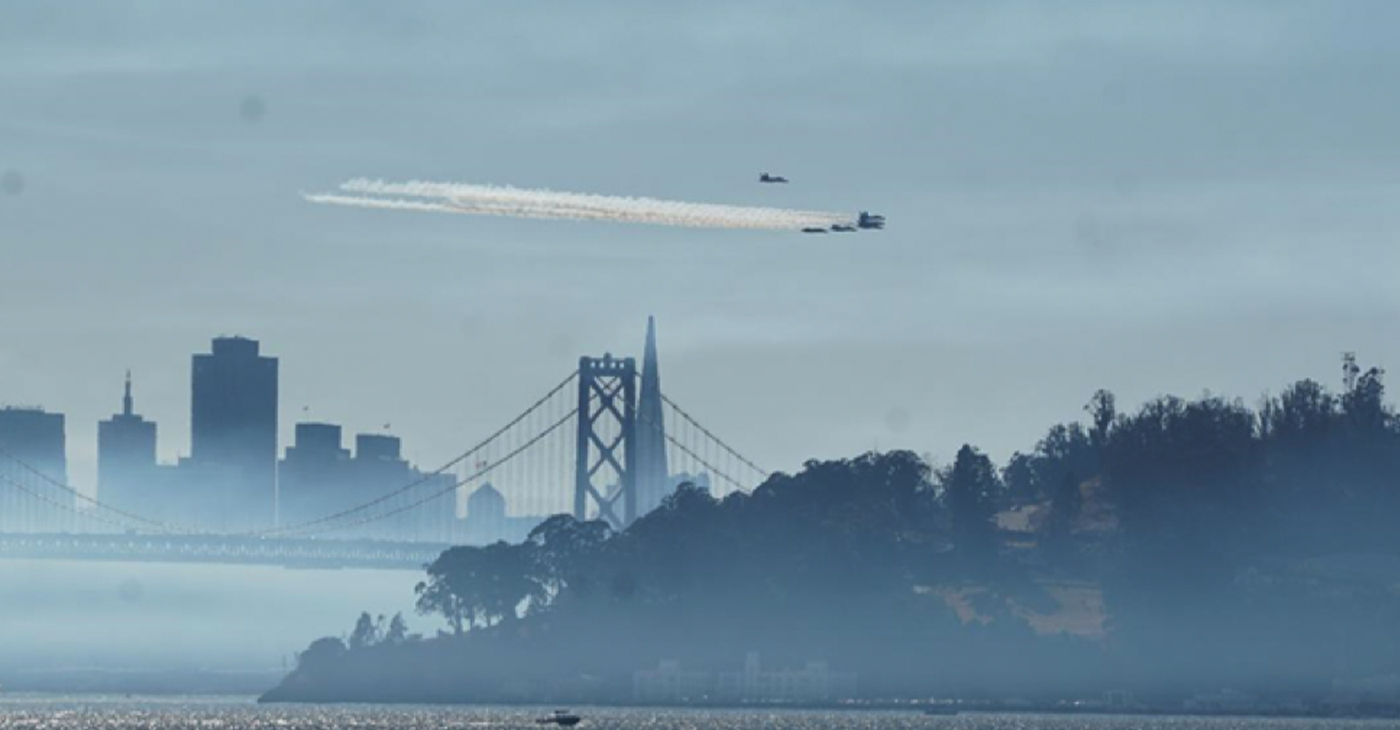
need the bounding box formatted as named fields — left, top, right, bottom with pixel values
left=759, top=173, right=789, bottom=183
left=857, top=211, right=886, bottom=229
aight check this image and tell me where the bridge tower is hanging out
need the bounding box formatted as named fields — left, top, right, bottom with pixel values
left=574, top=354, right=638, bottom=530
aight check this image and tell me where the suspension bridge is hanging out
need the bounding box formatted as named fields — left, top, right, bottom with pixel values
left=0, top=333, right=768, bottom=570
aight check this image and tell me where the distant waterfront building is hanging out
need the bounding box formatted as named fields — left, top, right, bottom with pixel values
left=278, top=422, right=351, bottom=527
left=97, top=372, right=158, bottom=511
left=715, top=652, right=857, bottom=703
left=634, top=653, right=857, bottom=705
left=347, top=433, right=460, bottom=541
left=355, top=433, right=400, bottom=464
left=347, top=434, right=414, bottom=511
left=277, top=426, right=459, bottom=541
left=1329, top=674, right=1400, bottom=712
left=1182, top=688, right=1258, bottom=713
left=633, top=660, right=713, bottom=704
left=460, top=482, right=547, bottom=545
left=291, top=423, right=348, bottom=461
left=0, top=406, right=68, bottom=531
left=464, top=482, right=506, bottom=540
left=190, top=336, right=278, bottom=528
left=1102, top=689, right=1135, bottom=710
left=281, top=423, right=351, bottom=482
left=169, top=456, right=247, bottom=530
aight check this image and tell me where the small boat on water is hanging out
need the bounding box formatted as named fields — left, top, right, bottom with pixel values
left=536, top=710, right=582, bottom=726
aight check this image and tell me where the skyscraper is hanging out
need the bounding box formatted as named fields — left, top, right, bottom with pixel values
left=0, top=406, right=67, bottom=532
left=279, top=426, right=461, bottom=542
left=634, top=316, right=671, bottom=516
left=190, top=336, right=278, bottom=526
left=97, top=371, right=158, bottom=510
left=343, top=432, right=456, bottom=542
left=277, top=422, right=350, bottom=527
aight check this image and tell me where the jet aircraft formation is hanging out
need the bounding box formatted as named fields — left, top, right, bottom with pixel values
left=304, top=174, right=879, bottom=234
left=760, top=172, right=885, bottom=235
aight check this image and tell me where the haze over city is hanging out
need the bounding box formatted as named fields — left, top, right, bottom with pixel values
left=5, top=2, right=1400, bottom=494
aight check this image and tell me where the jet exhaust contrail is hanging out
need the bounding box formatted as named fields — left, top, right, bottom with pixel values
left=304, top=178, right=855, bottom=231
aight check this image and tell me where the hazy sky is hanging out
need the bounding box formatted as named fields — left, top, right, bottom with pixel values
left=3, top=1, right=1399, bottom=495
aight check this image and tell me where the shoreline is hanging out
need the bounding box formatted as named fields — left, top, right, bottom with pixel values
left=258, top=697, right=1400, bottom=720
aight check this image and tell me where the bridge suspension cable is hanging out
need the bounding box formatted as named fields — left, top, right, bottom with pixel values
left=660, top=394, right=767, bottom=477
left=0, top=471, right=152, bottom=533
left=276, top=404, right=580, bottom=537
left=656, top=395, right=768, bottom=494
left=253, top=371, right=578, bottom=537
left=654, top=422, right=754, bottom=495
left=0, top=445, right=197, bottom=535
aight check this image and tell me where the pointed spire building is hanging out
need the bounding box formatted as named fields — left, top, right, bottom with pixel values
left=98, top=371, right=158, bottom=508
left=634, top=316, right=671, bottom=516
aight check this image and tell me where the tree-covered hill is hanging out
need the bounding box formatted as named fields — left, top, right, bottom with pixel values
left=264, top=364, right=1400, bottom=704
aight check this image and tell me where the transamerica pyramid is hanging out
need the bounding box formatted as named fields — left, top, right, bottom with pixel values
left=634, top=315, right=671, bottom=516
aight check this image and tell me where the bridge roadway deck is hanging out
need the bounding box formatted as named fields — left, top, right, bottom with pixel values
left=0, top=532, right=448, bottom=570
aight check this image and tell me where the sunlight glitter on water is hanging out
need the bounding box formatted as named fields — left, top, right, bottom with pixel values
left=0, top=697, right=1398, bottom=730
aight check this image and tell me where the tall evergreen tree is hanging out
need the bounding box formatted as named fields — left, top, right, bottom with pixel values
left=941, top=445, right=1001, bottom=569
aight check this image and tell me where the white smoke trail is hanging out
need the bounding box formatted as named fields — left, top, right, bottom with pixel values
left=302, top=192, right=460, bottom=214
left=304, top=178, right=854, bottom=231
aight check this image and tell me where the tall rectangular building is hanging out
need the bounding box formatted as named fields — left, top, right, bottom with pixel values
left=191, top=336, right=278, bottom=526
left=0, top=406, right=66, bottom=481
left=278, top=422, right=350, bottom=527
left=0, top=406, right=67, bottom=532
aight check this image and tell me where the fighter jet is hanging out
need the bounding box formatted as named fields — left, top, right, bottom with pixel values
left=857, top=211, right=886, bottom=229
left=801, top=227, right=828, bottom=234
left=760, top=173, right=789, bottom=184
left=831, top=224, right=857, bottom=232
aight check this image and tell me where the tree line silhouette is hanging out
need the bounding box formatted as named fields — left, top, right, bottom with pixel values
left=265, top=362, right=1400, bottom=704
